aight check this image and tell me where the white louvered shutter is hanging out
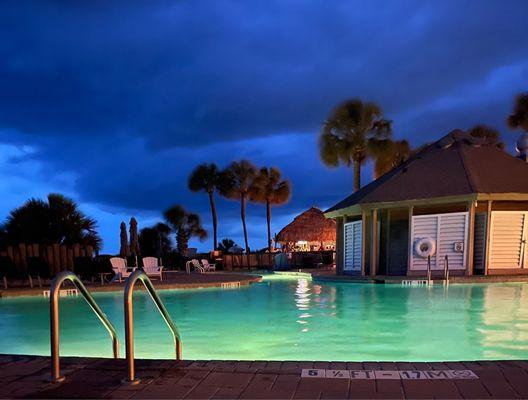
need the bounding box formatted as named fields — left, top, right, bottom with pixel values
left=344, top=221, right=362, bottom=271
left=489, top=212, right=528, bottom=269
left=411, top=212, right=468, bottom=271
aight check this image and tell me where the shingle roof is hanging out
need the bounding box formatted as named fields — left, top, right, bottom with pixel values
left=325, top=130, right=528, bottom=213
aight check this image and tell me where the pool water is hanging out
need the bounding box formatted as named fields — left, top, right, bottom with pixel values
left=0, top=275, right=527, bottom=361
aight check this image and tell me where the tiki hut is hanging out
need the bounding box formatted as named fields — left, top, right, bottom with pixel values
left=276, top=207, right=336, bottom=251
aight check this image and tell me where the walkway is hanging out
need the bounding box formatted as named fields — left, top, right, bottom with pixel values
left=1, top=355, right=527, bottom=399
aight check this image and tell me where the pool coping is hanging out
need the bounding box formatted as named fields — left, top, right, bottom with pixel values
left=0, top=354, right=526, bottom=399
left=0, top=272, right=262, bottom=298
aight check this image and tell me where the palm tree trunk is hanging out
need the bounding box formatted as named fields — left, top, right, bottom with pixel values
left=241, top=194, right=249, bottom=254
left=266, top=200, right=272, bottom=253
left=177, top=228, right=188, bottom=256
left=353, top=159, right=361, bottom=192
left=208, top=191, right=218, bottom=250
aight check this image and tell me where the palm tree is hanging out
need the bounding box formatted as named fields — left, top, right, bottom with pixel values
left=319, top=99, right=392, bottom=191
left=468, top=125, right=504, bottom=149
left=218, top=238, right=236, bottom=253
left=218, top=160, right=257, bottom=253
left=369, top=139, right=412, bottom=179
left=507, top=93, right=528, bottom=132
left=163, top=205, right=207, bottom=256
left=188, top=163, right=221, bottom=250
left=249, top=167, right=291, bottom=252
left=139, top=223, right=172, bottom=256
left=3, top=193, right=102, bottom=250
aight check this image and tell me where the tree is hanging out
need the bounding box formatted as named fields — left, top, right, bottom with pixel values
left=319, top=99, right=392, bottom=191
left=369, top=139, right=412, bottom=179
left=249, top=167, right=291, bottom=252
left=218, top=238, right=236, bottom=253
left=218, top=160, right=257, bottom=253
left=163, top=205, right=207, bottom=256
left=468, top=125, right=504, bottom=149
left=3, top=193, right=102, bottom=250
left=139, top=223, right=172, bottom=257
left=188, top=163, right=221, bottom=250
left=507, top=93, right=528, bottom=132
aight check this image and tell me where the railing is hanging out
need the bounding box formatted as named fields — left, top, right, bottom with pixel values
left=123, top=270, right=182, bottom=384
left=444, top=254, right=450, bottom=285
left=50, top=271, right=119, bottom=383
left=426, top=255, right=432, bottom=285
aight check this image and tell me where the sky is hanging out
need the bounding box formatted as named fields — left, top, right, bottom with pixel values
left=0, top=0, right=527, bottom=253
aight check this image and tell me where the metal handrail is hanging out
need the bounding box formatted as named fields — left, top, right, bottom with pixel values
left=444, top=254, right=450, bottom=284
left=426, top=255, right=432, bottom=285
left=123, top=270, right=182, bottom=384
left=50, top=271, right=119, bottom=383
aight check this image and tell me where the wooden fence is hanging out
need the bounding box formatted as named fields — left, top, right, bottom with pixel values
left=221, top=251, right=335, bottom=270
left=0, top=243, right=94, bottom=276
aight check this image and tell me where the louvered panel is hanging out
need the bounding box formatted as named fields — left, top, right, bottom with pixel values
left=489, top=212, right=526, bottom=269
left=411, top=212, right=468, bottom=271
left=437, top=213, right=467, bottom=270
left=344, top=221, right=362, bottom=271
left=411, top=215, right=438, bottom=270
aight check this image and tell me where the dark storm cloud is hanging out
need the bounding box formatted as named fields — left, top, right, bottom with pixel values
left=0, top=0, right=527, bottom=250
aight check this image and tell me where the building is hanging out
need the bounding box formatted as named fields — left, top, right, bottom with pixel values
left=276, top=207, right=336, bottom=252
left=324, top=130, right=528, bottom=277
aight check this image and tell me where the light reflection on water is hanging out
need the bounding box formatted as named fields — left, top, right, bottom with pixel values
left=0, top=276, right=527, bottom=361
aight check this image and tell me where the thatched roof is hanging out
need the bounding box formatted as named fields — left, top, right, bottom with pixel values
left=276, top=207, right=336, bottom=243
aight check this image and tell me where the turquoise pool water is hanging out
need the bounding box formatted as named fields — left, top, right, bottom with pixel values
left=0, top=275, right=527, bottom=361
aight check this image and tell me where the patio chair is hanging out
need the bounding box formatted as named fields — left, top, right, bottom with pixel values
left=142, top=257, right=164, bottom=281
left=200, top=259, right=216, bottom=272
left=190, top=259, right=205, bottom=274
left=109, top=257, right=137, bottom=282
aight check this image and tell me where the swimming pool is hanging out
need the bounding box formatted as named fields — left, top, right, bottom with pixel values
left=0, top=275, right=527, bottom=361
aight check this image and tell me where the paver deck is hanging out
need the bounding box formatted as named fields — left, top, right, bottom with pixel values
left=0, top=355, right=527, bottom=399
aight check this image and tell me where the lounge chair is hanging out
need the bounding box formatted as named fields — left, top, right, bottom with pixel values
left=110, top=257, right=137, bottom=282
left=200, top=259, right=216, bottom=272
left=142, top=257, right=164, bottom=281
left=190, top=259, right=205, bottom=274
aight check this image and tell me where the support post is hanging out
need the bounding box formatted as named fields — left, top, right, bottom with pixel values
left=385, top=209, right=391, bottom=276
left=466, top=200, right=476, bottom=276
left=370, top=209, right=378, bottom=277
left=484, top=200, right=493, bottom=275
left=361, top=209, right=368, bottom=276
left=406, top=205, right=414, bottom=275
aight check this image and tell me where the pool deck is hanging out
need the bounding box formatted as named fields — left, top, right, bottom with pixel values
left=313, top=273, right=528, bottom=284
left=0, top=272, right=262, bottom=298
left=0, top=355, right=527, bottom=399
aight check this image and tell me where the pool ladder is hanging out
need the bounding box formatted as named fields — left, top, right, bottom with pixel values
left=49, top=270, right=182, bottom=384
left=425, top=255, right=450, bottom=286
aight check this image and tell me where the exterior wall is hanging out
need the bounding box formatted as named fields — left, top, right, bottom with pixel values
left=332, top=201, right=528, bottom=278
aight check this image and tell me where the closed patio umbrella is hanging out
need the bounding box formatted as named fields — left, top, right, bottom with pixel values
left=119, top=222, right=130, bottom=257
left=129, top=217, right=140, bottom=267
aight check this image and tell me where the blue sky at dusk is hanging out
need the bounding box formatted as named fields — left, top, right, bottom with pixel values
left=0, top=1, right=527, bottom=253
